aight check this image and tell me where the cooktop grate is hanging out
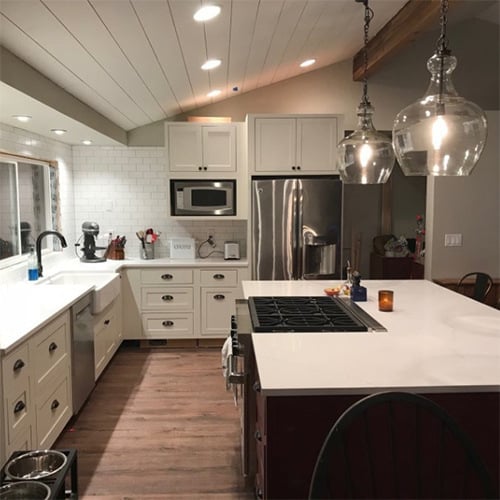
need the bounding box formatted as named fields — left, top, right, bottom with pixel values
left=248, top=296, right=369, bottom=332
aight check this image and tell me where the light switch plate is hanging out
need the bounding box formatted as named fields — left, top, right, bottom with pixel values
left=444, top=233, right=462, bottom=247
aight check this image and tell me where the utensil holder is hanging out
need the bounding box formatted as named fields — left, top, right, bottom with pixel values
left=141, top=243, right=154, bottom=260
left=108, top=248, right=125, bottom=260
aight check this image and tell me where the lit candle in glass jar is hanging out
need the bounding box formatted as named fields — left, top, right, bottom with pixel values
left=378, top=290, right=394, bottom=312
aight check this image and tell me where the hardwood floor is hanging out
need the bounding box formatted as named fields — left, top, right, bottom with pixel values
left=55, top=343, right=253, bottom=499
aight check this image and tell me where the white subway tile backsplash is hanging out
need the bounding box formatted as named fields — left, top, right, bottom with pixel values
left=72, top=145, right=246, bottom=259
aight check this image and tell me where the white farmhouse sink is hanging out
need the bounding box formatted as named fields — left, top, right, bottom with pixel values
left=40, top=272, right=120, bottom=314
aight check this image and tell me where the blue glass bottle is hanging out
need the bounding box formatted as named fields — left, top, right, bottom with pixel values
left=351, top=271, right=367, bottom=302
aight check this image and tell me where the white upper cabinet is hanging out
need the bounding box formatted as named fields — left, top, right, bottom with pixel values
left=250, top=114, right=343, bottom=175
left=167, top=123, right=236, bottom=173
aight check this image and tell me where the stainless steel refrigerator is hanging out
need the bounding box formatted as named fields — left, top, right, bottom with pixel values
left=252, top=176, right=342, bottom=280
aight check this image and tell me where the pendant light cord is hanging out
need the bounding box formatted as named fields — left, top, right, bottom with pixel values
left=358, top=0, right=374, bottom=109
left=436, top=0, right=450, bottom=56
left=436, top=0, right=450, bottom=112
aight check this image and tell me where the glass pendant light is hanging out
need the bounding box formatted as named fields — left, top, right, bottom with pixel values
left=338, top=0, right=395, bottom=184
left=393, top=0, right=487, bottom=176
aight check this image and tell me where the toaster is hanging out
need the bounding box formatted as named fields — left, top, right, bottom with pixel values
left=224, top=241, right=240, bottom=260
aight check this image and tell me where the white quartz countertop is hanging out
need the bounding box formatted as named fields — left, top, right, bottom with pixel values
left=242, top=280, right=500, bottom=396
left=0, top=257, right=249, bottom=353
left=0, top=283, right=93, bottom=352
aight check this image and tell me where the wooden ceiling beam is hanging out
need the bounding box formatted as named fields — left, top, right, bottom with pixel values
left=353, top=0, right=443, bottom=82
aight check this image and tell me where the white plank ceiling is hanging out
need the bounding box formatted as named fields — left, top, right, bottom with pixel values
left=0, top=0, right=407, bottom=133
left=0, top=0, right=497, bottom=145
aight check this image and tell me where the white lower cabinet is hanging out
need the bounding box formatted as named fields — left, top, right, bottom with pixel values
left=122, top=265, right=249, bottom=340
left=0, top=310, right=72, bottom=464
left=201, top=288, right=238, bottom=336
left=94, top=297, right=122, bottom=381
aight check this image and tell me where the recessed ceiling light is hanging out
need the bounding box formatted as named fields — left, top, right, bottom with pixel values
left=82, top=139, right=93, bottom=145
left=13, top=115, right=32, bottom=123
left=194, top=5, right=221, bottom=22
left=300, top=59, right=316, bottom=68
left=207, top=89, right=222, bottom=98
left=201, top=59, right=221, bottom=71
left=50, top=129, right=67, bottom=135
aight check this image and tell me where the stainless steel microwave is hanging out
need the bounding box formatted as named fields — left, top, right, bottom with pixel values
left=170, top=179, right=236, bottom=216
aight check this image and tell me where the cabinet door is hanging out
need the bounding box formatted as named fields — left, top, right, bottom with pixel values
left=202, top=125, right=236, bottom=171
left=255, top=118, right=296, bottom=172
left=201, top=288, right=237, bottom=337
left=168, top=125, right=203, bottom=172
left=296, top=117, right=338, bottom=172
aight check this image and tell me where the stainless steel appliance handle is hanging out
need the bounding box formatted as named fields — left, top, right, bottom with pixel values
left=295, top=179, right=304, bottom=279
left=228, top=354, right=245, bottom=384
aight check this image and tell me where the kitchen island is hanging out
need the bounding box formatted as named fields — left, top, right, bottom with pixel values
left=240, top=280, right=500, bottom=499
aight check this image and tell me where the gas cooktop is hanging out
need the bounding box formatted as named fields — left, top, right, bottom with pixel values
left=248, top=296, right=383, bottom=333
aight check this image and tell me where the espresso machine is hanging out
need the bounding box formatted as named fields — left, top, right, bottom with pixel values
left=80, top=221, right=106, bottom=262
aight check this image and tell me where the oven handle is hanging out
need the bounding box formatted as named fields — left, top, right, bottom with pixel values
left=228, top=354, right=245, bottom=384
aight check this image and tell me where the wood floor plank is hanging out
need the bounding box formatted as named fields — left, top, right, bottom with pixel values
left=55, top=345, right=252, bottom=499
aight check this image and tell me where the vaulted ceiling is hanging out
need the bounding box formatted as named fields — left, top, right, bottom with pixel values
left=0, top=0, right=498, bottom=146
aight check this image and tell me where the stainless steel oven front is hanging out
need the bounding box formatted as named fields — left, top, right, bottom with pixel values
left=228, top=299, right=256, bottom=482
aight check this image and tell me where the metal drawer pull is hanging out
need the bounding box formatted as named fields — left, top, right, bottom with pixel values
left=162, top=320, right=174, bottom=327
left=213, top=273, right=225, bottom=280
left=14, top=401, right=25, bottom=414
left=48, top=342, right=58, bottom=352
left=104, top=319, right=110, bottom=325
left=162, top=295, right=173, bottom=301
left=254, top=430, right=262, bottom=441
left=51, top=399, right=60, bottom=411
left=161, top=273, right=173, bottom=280
left=13, top=359, right=25, bottom=372
left=214, top=294, right=225, bottom=300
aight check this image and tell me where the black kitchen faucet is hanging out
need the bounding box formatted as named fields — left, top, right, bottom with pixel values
left=36, top=230, right=68, bottom=277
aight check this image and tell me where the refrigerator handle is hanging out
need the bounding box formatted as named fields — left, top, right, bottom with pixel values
left=295, top=180, right=303, bottom=279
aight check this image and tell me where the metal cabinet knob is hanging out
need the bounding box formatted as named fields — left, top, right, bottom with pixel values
left=214, top=294, right=225, bottom=300
left=213, top=273, right=225, bottom=280
left=292, top=165, right=296, bottom=170
left=49, top=342, right=58, bottom=352
left=297, top=165, right=301, bottom=170
left=162, top=295, right=173, bottom=301
left=13, top=359, right=25, bottom=372
left=51, top=399, right=60, bottom=411
left=254, top=430, right=262, bottom=442
left=255, top=487, right=263, bottom=499
left=104, top=319, right=110, bottom=325
left=253, top=381, right=261, bottom=392
left=162, top=320, right=174, bottom=327
left=161, top=273, right=173, bottom=280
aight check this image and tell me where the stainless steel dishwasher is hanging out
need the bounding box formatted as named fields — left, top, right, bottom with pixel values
left=71, top=293, right=95, bottom=414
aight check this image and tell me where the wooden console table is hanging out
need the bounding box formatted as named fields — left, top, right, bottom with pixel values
left=370, top=253, right=424, bottom=279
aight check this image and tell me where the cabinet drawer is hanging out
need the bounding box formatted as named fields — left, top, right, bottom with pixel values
left=6, top=389, right=31, bottom=444
left=2, top=342, right=29, bottom=399
left=141, top=268, right=193, bottom=285
left=31, top=315, right=69, bottom=392
left=35, top=376, right=71, bottom=449
left=141, top=287, right=193, bottom=310
left=200, top=269, right=238, bottom=285
left=142, top=313, right=194, bottom=338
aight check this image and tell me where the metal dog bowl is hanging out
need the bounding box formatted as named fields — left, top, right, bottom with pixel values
left=0, top=481, right=51, bottom=499
left=5, top=449, right=67, bottom=480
